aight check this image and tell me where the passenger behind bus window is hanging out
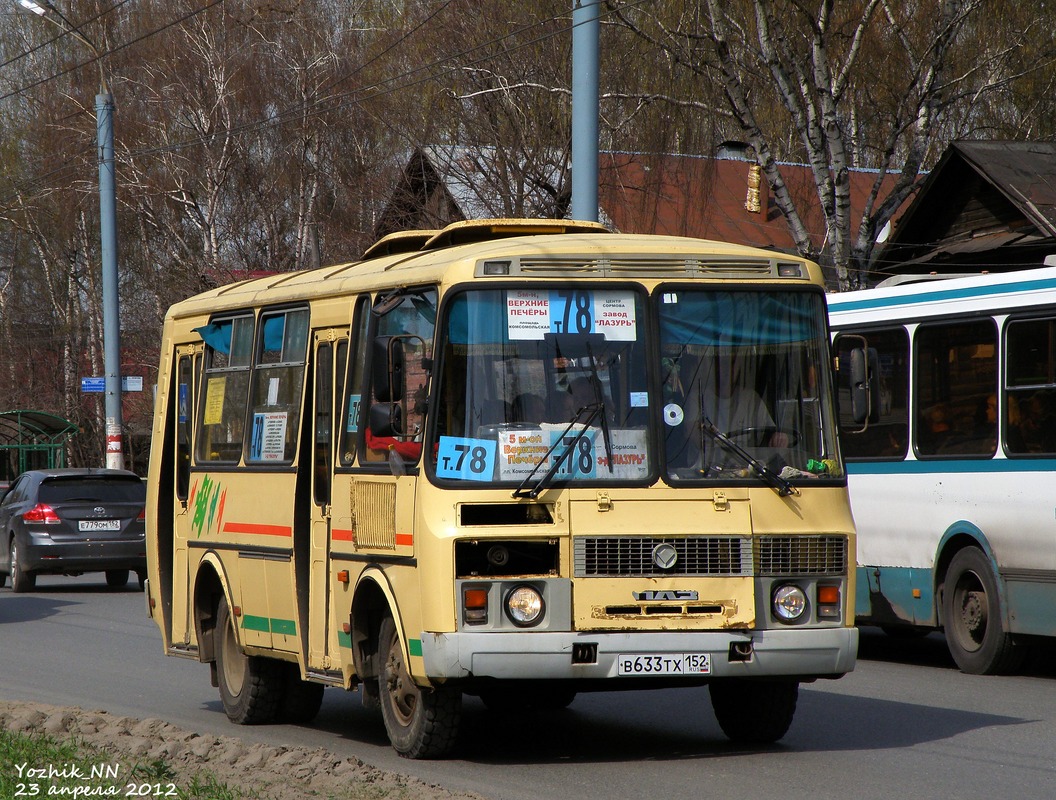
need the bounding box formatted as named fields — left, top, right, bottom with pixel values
left=1010, top=390, right=1056, bottom=453
left=919, top=403, right=951, bottom=453
left=928, top=395, right=996, bottom=456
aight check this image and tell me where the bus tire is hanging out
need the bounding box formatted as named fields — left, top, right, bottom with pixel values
left=378, top=616, right=461, bottom=758
left=942, top=547, right=1026, bottom=675
left=215, top=597, right=282, bottom=724
left=709, top=679, right=798, bottom=744
left=277, top=663, right=325, bottom=724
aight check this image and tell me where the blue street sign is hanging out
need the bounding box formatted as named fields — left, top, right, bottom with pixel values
left=81, top=377, right=105, bottom=393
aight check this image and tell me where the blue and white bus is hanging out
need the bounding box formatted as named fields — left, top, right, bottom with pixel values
left=828, top=263, right=1056, bottom=674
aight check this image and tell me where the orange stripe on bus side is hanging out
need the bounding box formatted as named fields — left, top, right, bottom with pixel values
left=332, top=529, right=354, bottom=541
left=396, top=533, right=413, bottom=546
left=222, top=522, right=293, bottom=537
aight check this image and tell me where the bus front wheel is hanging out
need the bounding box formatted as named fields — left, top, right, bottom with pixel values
left=942, top=547, right=1026, bottom=675
left=215, top=597, right=283, bottom=724
left=709, top=679, right=798, bottom=744
left=377, top=617, right=461, bottom=758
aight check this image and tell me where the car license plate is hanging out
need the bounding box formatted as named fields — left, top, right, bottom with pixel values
left=79, top=520, right=120, bottom=532
left=617, top=653, right=711, bottom=676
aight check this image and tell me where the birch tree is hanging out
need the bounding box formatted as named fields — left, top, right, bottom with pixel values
left=608, top=0, right=1050, bottom=288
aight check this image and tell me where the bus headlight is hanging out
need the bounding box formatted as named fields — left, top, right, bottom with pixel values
left=504, top=585, right=545, bottom=627
left=772, top=584, right=807, bottom=622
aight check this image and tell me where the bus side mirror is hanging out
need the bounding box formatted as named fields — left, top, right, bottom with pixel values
left=369, top=402, right=403, bottom=437
left=373, top=336, right=405, bottom=402
left=850, top=346, right=880, bottom=426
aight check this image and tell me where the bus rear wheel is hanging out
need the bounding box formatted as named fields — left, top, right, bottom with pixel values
left=215, top=597, right=283, bottom=724
left=942, top=547, right=1026, bottom=675
left=709, top=679, right=798, bottom=744
left=377, top=616, right=461, bottom=758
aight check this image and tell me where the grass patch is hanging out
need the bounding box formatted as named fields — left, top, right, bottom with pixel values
left=0, top=728, right=252, bottom=799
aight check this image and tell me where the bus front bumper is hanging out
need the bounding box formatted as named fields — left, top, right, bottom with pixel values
left=420, top=626, right=858, bottom=681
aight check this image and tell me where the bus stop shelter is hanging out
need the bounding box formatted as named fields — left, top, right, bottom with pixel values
left=0, top=410, right=79, bottom=482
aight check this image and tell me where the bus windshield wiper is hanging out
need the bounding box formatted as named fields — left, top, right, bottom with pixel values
left=701, top=417, right=799, bottom=497
left=512, top=404, right=604, bottom=499
left=583, top=340, right=614, bottom=474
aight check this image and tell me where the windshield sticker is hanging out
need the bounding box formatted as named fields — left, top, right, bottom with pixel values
left=507, top=289, right=637, bottom=341
left=437, top=436, right=498, bottom=481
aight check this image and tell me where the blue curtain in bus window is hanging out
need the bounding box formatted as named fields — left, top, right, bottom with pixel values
left=194, top=321, right=232, bottom=354
left=447, top=292, right=507, bottom=345
left=659, top=292, right=816, bottom=345
left=262, top=315, right=284, bottom=354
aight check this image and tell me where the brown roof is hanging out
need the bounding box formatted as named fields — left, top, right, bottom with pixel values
left=874, top=140, right=1056, bottom=275
left=598, top=151, right=899, bottom=253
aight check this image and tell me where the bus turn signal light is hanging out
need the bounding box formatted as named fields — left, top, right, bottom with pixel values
left=817, top=585, right=841, bottom=618
left=463, top=586, right=489, bottom=625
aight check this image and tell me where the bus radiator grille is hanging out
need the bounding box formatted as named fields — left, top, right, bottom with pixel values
left=755, top=536, right=847, bottom=576
left=573, top=536, right=753, bottom=577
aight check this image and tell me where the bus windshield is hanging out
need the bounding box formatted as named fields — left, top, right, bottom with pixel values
left=431, top=285, right=840, bottom=487
left=433, top=286, right=652, bottom=485
left=659, top=289, right=841, bottom=483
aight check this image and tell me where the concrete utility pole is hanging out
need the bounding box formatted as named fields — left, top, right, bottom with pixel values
left=571, top=0, right=600, bottom=222
left=19, top=0, right=124, bottom=470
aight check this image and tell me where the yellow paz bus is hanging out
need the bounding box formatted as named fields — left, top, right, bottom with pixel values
left=144, top=218, right=857, bottom=758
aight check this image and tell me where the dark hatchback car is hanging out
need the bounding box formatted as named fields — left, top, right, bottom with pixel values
left=0, top=469, right=146, bottom=592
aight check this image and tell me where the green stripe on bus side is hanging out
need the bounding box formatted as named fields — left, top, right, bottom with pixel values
left=271, top=618, right=297, bottom=636
left=241, top=615, right=297, bottom=636
left=242, top=615, right=270, bottom=632
left=335, top=633, right=418, bottom=655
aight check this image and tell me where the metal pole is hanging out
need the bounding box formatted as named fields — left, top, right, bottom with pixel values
left=97, top=90, right=123, bottom=470
left=571, top=0, right=600, bottom=222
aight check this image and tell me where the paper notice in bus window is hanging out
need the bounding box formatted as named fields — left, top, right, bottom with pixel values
left=496, top=427, right=551, bottom=480
left=592, top=292, right=636, bottom=340
left=346, top=394, right=361, bottom=433
left=250, top=411, right=288, bottom=461
left=507, top=289, right=637, bottom=341
left=436, top=436, right=497, bottom=481
left=597, top=429, right=649, bottom=480
left=203, top=377, right=227, bottom=425
left=506, top=289, right=551, bottom=340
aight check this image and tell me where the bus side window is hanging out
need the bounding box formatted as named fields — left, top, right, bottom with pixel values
left=246, top=308, right=310, bottom=464
left=915, top=319, right=997, bottom=457
left=339, top=297, right=371, bottom=467
left=362, top=289, right=437, bottom=465
left=176, top=355, right=193, bottom=501
left=835, top=328, right=909, bottom=459
left=314, top=341, right=333, bottom=506
left=196, top=314, right=254, bottom=464
left=1005, top=316, right=1056, bottom=454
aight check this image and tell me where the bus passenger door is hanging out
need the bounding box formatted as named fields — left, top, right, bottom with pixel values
left=307, top=332, right=346, bottom=671
left=170, top=346, right=200, bottom=647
